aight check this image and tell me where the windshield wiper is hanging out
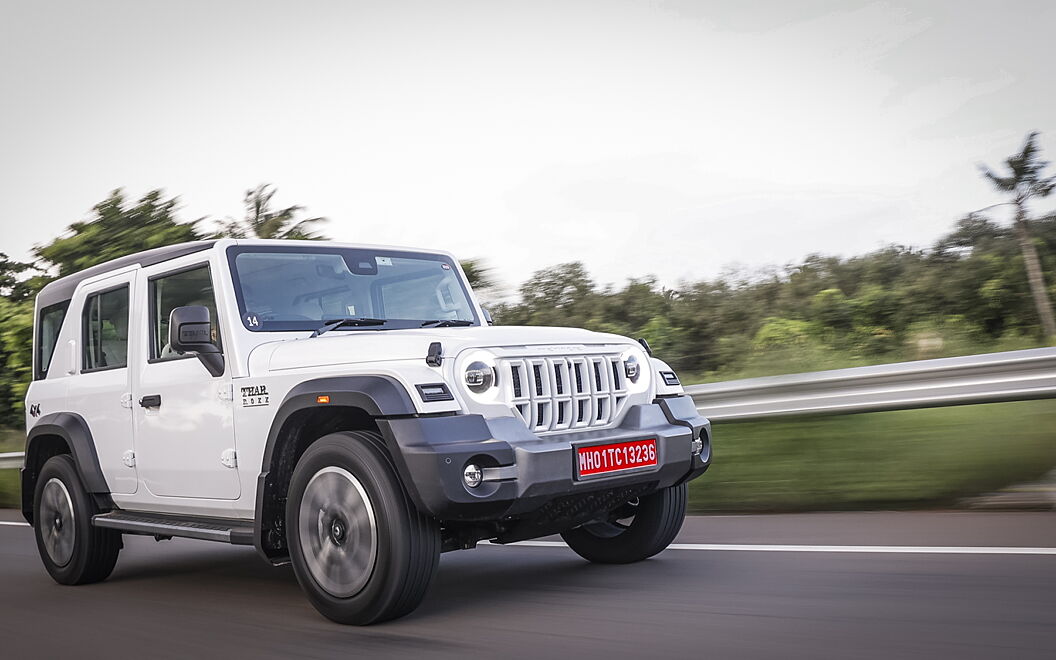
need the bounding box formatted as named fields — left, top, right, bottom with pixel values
left=310, top=317, right=387, bottom=337
left=420, top=319, right=474, bottom=327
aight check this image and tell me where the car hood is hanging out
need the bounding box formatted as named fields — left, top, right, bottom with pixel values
left=250, top=325, right=638, bottom=374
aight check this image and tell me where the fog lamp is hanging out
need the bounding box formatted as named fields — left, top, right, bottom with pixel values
left=463, top=464, right=483, bottom=488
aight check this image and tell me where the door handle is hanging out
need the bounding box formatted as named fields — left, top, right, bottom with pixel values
left=139, top=395, right=162, bottom=408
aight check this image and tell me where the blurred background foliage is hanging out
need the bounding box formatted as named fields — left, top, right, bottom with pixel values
left=1, top=135, right=1055, bottom=511
left=493, top=212, right=1055, bottom=381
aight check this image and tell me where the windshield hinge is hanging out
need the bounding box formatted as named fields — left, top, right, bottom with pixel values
left=426, top=342, right=443, bottom=367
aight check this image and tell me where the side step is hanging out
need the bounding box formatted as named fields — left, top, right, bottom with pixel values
left=92, top=511, right=255, bottom=545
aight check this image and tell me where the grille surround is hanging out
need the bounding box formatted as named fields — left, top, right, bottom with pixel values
left=498, top=354, right=630, bottom=434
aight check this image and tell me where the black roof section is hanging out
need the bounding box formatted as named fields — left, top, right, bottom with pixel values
left=36, top=240, right=218, bottom=310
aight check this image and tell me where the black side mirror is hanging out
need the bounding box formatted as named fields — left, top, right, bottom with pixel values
left=169, top=306, right=224, bottom=377
left=481, top=307, right=494, bottom=326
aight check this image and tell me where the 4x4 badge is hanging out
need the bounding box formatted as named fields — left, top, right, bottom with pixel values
left=29, top=403, right=41, bottom=418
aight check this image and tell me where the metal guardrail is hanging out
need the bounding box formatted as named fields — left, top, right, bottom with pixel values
left=688, top=347, right=1056, bottom=421
left=0, top=452, right=22, bottom=470
left=0, top=348, right=1053, bottom=469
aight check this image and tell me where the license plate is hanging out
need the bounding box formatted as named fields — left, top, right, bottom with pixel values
left=576, top=438, right=657, bottom=478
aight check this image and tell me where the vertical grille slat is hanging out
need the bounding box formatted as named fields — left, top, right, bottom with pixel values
left=511, top=365, right=522, bottom=398
left=496, top=351, right=630, bottom=434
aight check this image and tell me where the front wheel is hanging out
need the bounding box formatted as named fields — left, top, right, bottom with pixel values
left=561, top=483, right=687, bottom=564
left=286, top=431, right=440, bottom=625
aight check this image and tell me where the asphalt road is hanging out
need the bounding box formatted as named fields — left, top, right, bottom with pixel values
left=2, top=510, right=1055, bottom=659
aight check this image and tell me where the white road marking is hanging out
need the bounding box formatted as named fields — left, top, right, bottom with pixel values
left=0, top=521, right=29, bottom=527
left=481, top=540, right=1056, bottom=555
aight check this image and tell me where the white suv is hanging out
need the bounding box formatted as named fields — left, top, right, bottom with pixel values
left=21, top=239, right=711, bottom=624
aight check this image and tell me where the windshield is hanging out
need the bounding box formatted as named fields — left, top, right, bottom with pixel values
left=227, top=246, right=479, bottom=331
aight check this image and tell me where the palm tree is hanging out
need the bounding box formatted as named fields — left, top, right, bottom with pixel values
left=217, top=184, right=327, bottom=240
left=980, top=132, right=1056, bottom=340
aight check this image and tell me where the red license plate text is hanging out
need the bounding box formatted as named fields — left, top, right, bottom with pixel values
left=576, top=439, right=657, bottom=478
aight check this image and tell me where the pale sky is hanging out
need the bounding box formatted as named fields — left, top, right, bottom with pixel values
left=2, top=0, right=1054, bottom=295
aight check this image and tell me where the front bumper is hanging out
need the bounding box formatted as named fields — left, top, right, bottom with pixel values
left=377, top=395, right=711, bottom=522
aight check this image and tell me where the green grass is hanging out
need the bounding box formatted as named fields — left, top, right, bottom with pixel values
left=3, top=401, right=1055, bottom=513
left=0, top=427, right=22, bottom=453
left=688, top=399, right=1056, bottom=513
left=0, top=428, right=22, bottom=510
left=0, top=471, right=17, bottom=510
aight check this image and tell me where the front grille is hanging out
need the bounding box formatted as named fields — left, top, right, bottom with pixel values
left=500, top=354, right=629, bottom=433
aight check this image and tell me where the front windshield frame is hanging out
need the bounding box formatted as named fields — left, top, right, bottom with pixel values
left=225, top=244, right=480, bottom=332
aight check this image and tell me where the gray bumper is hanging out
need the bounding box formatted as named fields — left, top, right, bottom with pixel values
left=377, top=395, right=711, bottom=521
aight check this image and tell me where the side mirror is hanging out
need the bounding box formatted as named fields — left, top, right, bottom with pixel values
left=169, top=306, right=224, bottom=377
left=481, top=307, right=494, bottom=326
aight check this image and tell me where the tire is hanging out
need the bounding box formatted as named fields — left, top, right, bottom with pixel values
left=560, top=483, right=687, bottom=564
left=33, top=454, right=121, bottom=585
left=286, top=431, right=440, bottom=625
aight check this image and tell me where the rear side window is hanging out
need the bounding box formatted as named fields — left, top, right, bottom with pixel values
left=35, top=301, right=70, bottom=380
left=82, top=286, right=130, bottom=372
left=150, top=265, right=222, bottom=361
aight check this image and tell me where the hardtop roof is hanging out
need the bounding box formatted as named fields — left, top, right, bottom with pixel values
left=35, top=240, right=218, bottom=310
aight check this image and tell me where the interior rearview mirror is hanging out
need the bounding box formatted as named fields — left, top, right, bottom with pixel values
left=169, top=306, right=224, bottom=377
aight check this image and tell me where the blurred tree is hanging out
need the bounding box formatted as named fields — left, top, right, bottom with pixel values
left=810, top=288, right=854, bottom=332
left=516, top=262, right=597, bottom=326
left=850, top=284, right=899, bottom=331
left=752, top=317, right=813, bottom=349
left=0, top=299, right=33, bottom=424
left=459, top=259, right=496, bottom=291
left=216, top=184, right=327, bottom=240
left=0, top=253, right=36, bottom=302
left=979, top=132, right=1056, bottom=340
left=34, top=189, right=201, bottom=277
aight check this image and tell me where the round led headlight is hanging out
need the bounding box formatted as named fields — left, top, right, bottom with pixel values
left=624, top=354, right=640, bottom=382
left=465, top=361, right=496, bottom=393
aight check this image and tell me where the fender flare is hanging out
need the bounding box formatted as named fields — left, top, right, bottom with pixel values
left=253, top=375, right=420, bottom=560
left=22, top=412, right=109, bottom=521
left=258, top=375, right=419, bottom=472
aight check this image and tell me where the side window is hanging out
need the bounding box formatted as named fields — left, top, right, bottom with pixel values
left=82, top=286, right=130, bottom=371
left=35, top=301, right=70, bottom=380
left=150, top=265, right=222, bottom=361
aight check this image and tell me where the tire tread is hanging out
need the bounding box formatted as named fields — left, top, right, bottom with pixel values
left=560, top=483, right=687, bottom=564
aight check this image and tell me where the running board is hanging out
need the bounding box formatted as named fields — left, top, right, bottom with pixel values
left=92, top=511, right=255, bottom=545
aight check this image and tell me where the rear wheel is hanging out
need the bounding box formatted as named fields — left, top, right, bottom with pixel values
left=33, top=454, right=121, bottom=584
left=286, top=431, right=440, bottom=625
left=560, top=483, right=687, bottom=564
